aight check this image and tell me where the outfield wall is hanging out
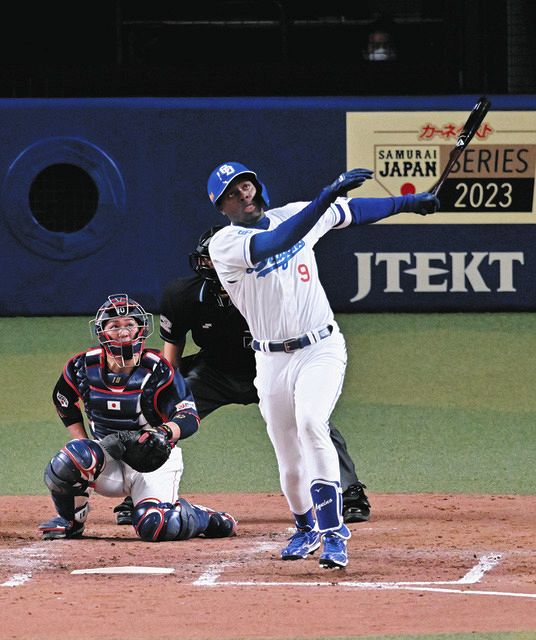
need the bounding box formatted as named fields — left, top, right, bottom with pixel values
left=1, top=95, right=535, bottom=315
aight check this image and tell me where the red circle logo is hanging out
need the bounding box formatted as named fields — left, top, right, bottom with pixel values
left=400, top=182, right=416, bottom=195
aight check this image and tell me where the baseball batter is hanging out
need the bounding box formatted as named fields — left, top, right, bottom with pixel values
left=114, top=227, right=371, bottom=526
left=206, top=162, right=439, bottom=568
left=38, top=294, right=237, bottom=542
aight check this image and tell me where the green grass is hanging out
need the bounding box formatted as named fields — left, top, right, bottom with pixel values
left=1, top=313, right=535, bottom=496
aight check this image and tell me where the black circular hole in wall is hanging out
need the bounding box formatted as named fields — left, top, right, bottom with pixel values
left=29, top=163, right=99, bottom=233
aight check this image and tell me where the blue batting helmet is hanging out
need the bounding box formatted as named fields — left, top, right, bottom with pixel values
left=207, top=161, right=270, bottom=209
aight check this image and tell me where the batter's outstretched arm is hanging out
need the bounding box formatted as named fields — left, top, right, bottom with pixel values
left=250, top=168, right=372, bottom=263
left=348, top=192, right=439, bottom=225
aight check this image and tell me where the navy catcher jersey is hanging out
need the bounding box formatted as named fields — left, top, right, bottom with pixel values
left=52, top=347, right=199, bottom=440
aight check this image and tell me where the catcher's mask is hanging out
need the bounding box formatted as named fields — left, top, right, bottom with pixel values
left=207, top=161, right=270, bottom=210
left=90, top=294, right=154, bottom=367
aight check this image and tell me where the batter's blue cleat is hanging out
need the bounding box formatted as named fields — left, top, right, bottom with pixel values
left=38, top=516, right=85, bottom=540
left=281, top=528, right=321, bottom=560
left=319, top=524, right=351, bottom=569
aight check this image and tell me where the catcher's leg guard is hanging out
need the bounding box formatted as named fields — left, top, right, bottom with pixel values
left=194, top=504, right=238, bottom=538
left=132, top=498, right=206, bottom=541
left=40, top=439, right=105, bottom=534
left=44, top=439, right=105, bottom=498
left=132, top=498, right=236, bottom=542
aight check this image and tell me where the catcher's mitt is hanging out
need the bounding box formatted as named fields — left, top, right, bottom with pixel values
left=100, top=426, right=174, bottom=473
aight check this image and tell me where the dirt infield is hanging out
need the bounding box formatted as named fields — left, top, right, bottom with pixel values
left=1, top=493, right=535, bottom=640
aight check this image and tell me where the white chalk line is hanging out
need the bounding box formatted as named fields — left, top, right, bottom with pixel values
left=457, top=553, right=502, bottom=584
left=193, top=553, right=502, bottom=588
left=0, top=538, right=280, bottom=586
left=3, top=541, right=534, bottom=601
left=1, top=573, right=33, bottom=587
left=0, top=543, right=58, bottom=588
left=192, top=551, right=536, bottom=599
left=69, top=546, right=263, bottom=579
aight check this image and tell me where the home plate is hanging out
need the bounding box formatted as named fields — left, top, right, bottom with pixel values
left=71, top=566, right=174, bottom=575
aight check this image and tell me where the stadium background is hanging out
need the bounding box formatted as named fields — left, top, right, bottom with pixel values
left=1, top=4, right=536, bottom=639
left=1, top=0, right=535, bottom=315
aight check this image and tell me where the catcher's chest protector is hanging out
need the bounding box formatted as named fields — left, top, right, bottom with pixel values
left=81, top=349, right=162, bottom=437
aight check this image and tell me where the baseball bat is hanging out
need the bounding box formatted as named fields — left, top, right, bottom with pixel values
left=430, top=96, right=491, bottom=196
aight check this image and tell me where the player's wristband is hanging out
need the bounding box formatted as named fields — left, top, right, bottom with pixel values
left=158, top=424, right=174, bottom=443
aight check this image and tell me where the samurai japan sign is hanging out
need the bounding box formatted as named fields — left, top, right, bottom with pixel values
left=347, top=111, right=536, bottom=224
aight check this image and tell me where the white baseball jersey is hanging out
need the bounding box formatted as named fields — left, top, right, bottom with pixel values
left=209, top=199, right=353, bottom=342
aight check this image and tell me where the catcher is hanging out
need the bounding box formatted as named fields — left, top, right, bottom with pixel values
left=38, top=293, right=237, bottom=542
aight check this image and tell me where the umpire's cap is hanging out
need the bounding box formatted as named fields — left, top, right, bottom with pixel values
left=207, top=161, right=269, bottom=209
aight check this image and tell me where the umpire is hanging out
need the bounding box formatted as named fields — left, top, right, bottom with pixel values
left=114, top=226, right=370, bottom=524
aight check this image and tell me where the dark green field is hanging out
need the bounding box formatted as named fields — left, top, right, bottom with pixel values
left=1, top=313, right=535, bottom=496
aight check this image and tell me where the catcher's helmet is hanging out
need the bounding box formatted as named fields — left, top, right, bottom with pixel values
left=189, top=225, right=224, bottom=282
left=90, top=294, right=154, bottom=366
left=207, top=161, right=269, bottom=209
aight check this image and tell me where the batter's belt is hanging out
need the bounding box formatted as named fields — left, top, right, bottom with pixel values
left=251, top=325, right=333, bottom=353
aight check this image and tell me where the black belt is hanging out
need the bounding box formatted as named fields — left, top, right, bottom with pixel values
left=251, top=325, right=333, bottom=353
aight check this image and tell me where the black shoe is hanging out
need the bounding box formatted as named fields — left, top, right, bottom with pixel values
left=343, top=482, right=371, bottom=523
left=203, top=511, right=238, bottom=538
left=113, top=496, right=134, bottom=525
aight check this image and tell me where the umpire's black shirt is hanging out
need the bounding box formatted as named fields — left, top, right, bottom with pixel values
left=159, top=274, right=255, bottom=377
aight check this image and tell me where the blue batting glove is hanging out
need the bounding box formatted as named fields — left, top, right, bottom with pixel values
left=405, top=192, right=440, bottom=215
left=328, top=168, right=374, bottom=197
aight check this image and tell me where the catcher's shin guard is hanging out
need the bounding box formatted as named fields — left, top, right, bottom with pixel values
left=42, top=439, right=104, bottom=528
left=194, top=505, right=238, bottom=538
left=44, top=439, right=105, bottom=497
left=133, top=498, right=211, bottom=542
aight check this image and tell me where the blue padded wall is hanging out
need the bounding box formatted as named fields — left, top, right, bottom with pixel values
left=1, top=95, right=535, bottom=315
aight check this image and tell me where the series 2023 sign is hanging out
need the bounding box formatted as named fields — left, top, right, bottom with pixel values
left=437, top=144, right=534, bottom=213
left=347, top=111, right=536, bottom=224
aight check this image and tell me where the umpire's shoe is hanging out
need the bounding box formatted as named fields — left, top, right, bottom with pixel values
left=114, top=496, right=134, bottom=525
left=38, top=516, right=85, bottom=540
left=281, top=527, right=321, bottom=560
left=343, top=481, right=371, bottom=523
left=319, top=524, right=351, bottom=569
